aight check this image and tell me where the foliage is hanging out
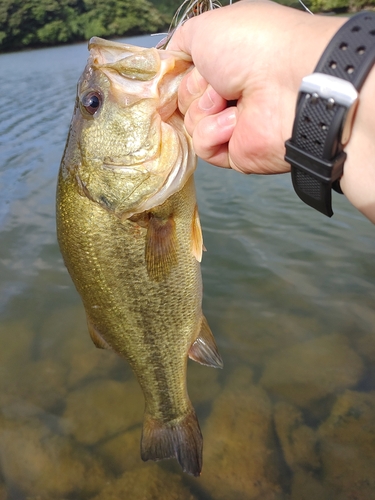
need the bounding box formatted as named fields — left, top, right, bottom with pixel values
left=1, top=0, right=372, bottom=52
left=310, top=0, right=375, bottom=12
left=0, top=0, right=166, bottom=51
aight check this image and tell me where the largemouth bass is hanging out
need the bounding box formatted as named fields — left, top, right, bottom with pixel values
left=56, top=37, right=223, bottom=476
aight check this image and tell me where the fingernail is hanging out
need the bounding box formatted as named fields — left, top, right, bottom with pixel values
left=198, top=88, right=215, bottom=111
left=217, top=108, right=237, bottom=128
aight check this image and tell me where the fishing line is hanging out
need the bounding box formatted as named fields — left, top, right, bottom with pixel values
left=298, top=0, right=314, bottom=15
left=153, top=0, right=312, bottom=48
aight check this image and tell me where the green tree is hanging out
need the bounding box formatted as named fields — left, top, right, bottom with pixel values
left=0, top=0, right=165, bottom=52
left=79, top=0, right=166, bottom=39
left=310, top=0, right=375, bottom=11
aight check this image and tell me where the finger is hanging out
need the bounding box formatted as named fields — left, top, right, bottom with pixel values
left=184, top=84, right=227, bottom=136
left=167, top=17, right=199, bottom=54
left=191, top=106, right=237, bottom=168
left=178, top=68, right=208, bottom=115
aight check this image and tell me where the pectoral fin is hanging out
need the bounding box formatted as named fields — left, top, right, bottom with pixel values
left=86, top=315, right=111, bottom=350
left=191, top=204, right=205, bottom=262
left=145, top=214, right=177, bottom=281
left=188, top=316, right=223, bottom=368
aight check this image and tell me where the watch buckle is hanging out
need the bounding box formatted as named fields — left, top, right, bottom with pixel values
left=300, top=73, right=359, bottom=145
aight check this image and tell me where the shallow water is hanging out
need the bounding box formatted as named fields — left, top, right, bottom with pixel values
left=0, top=36, right=375, bottom=500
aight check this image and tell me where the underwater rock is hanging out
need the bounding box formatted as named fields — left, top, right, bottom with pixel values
left=8, top=358, right=68, bottom=411
left=199, top=367, right=284, bottom=500
left=260, top=334, right=364, bottom=407
left=63, top=379, right=143, bottom=445
left=91, top=465, right=197, bottom=500
left=318, top=390, right=375, bottom=500
left=355, top=332, right=375, bottom=364
left=0, top=319, right=34, bottom=363
left=0, top=319, right=34, bottom=392
left=96, top=425, right=143, bottom=474
left=40, top=305, right=122, bottom=387
left=187, top=361, right=221, bottom=406
left=0, top=319, right=66, bottom=411
left=274, top=401, right=320, bottom=472
left=0, top=482, right=6, bottom=500
left=61, top=331, right=123, bottom=388
left=290, top=469, right=331, bottom=500
left=0, top=416, right=106, bottom=498
left=346, top=304, right=375, bottom=364
left=221, top=306, right=323, bottom=367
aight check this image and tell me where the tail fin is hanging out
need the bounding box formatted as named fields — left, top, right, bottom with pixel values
left=141, top=409, right=203, bottom=476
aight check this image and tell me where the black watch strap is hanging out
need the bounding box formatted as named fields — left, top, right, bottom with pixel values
left=285, top=11, right=375, bottom=217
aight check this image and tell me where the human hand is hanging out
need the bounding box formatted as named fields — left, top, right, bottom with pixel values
left=168, top=0, right=344, bottom=175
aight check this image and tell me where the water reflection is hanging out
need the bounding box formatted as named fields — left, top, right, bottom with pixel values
left=0, top=37, right=374, bottom=500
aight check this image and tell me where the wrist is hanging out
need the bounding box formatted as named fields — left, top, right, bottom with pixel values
left=340, top=64, right=375, bottom=223
left=286, top=11, right=375, bottom=223
left=281, top=12, right=346, bottom=167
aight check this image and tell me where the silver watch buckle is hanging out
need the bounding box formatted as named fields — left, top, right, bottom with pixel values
left=300, top=73, right=359, bottom=145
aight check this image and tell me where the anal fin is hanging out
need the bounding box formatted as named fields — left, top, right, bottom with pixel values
left=188, top=316, right=223, bottom=368
left=86, top=315, right=111, bottom=350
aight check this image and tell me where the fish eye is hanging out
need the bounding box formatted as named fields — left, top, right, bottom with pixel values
left=80, top=91, right=102, bottom=116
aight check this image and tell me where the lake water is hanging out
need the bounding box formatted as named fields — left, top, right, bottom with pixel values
left=0, top=35, right=374, bottom=500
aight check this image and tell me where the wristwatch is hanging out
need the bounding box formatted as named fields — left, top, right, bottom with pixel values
left=285, top=11, right=375, bottom=217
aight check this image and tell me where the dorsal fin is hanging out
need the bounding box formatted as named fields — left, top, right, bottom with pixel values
left=188, top=316, right=223, bottom=368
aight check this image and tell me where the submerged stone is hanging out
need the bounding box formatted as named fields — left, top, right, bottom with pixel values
left=0, top=416, right=106, bottom=498
left=187, top=361, right=221, bottom=406
left=274, top=401, right=320, bottom=472
left=96, top=425, right=143, bottom=474
left=91, top=465, right=197, bottom=500
left=199, top=367, right=284, bottom=500
left=0, top=482, right=6, bottom=500
left=40, top=305, right=122, bottom=387
left=63, top=379, right=143, bottom=445
left=290, top=469, right=331, bottom=500
left=0, top=320, right=34, bottom=393
left=7, top=358, right=68, bottom=411
left=260, top=334, right=364, bottom=407
left=318, top=390, right=375, bottom=500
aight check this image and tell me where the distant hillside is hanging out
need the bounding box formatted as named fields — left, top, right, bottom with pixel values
left=1, top=0, right=372, bottom=52
left=0, top=0, right=167, bottom=52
